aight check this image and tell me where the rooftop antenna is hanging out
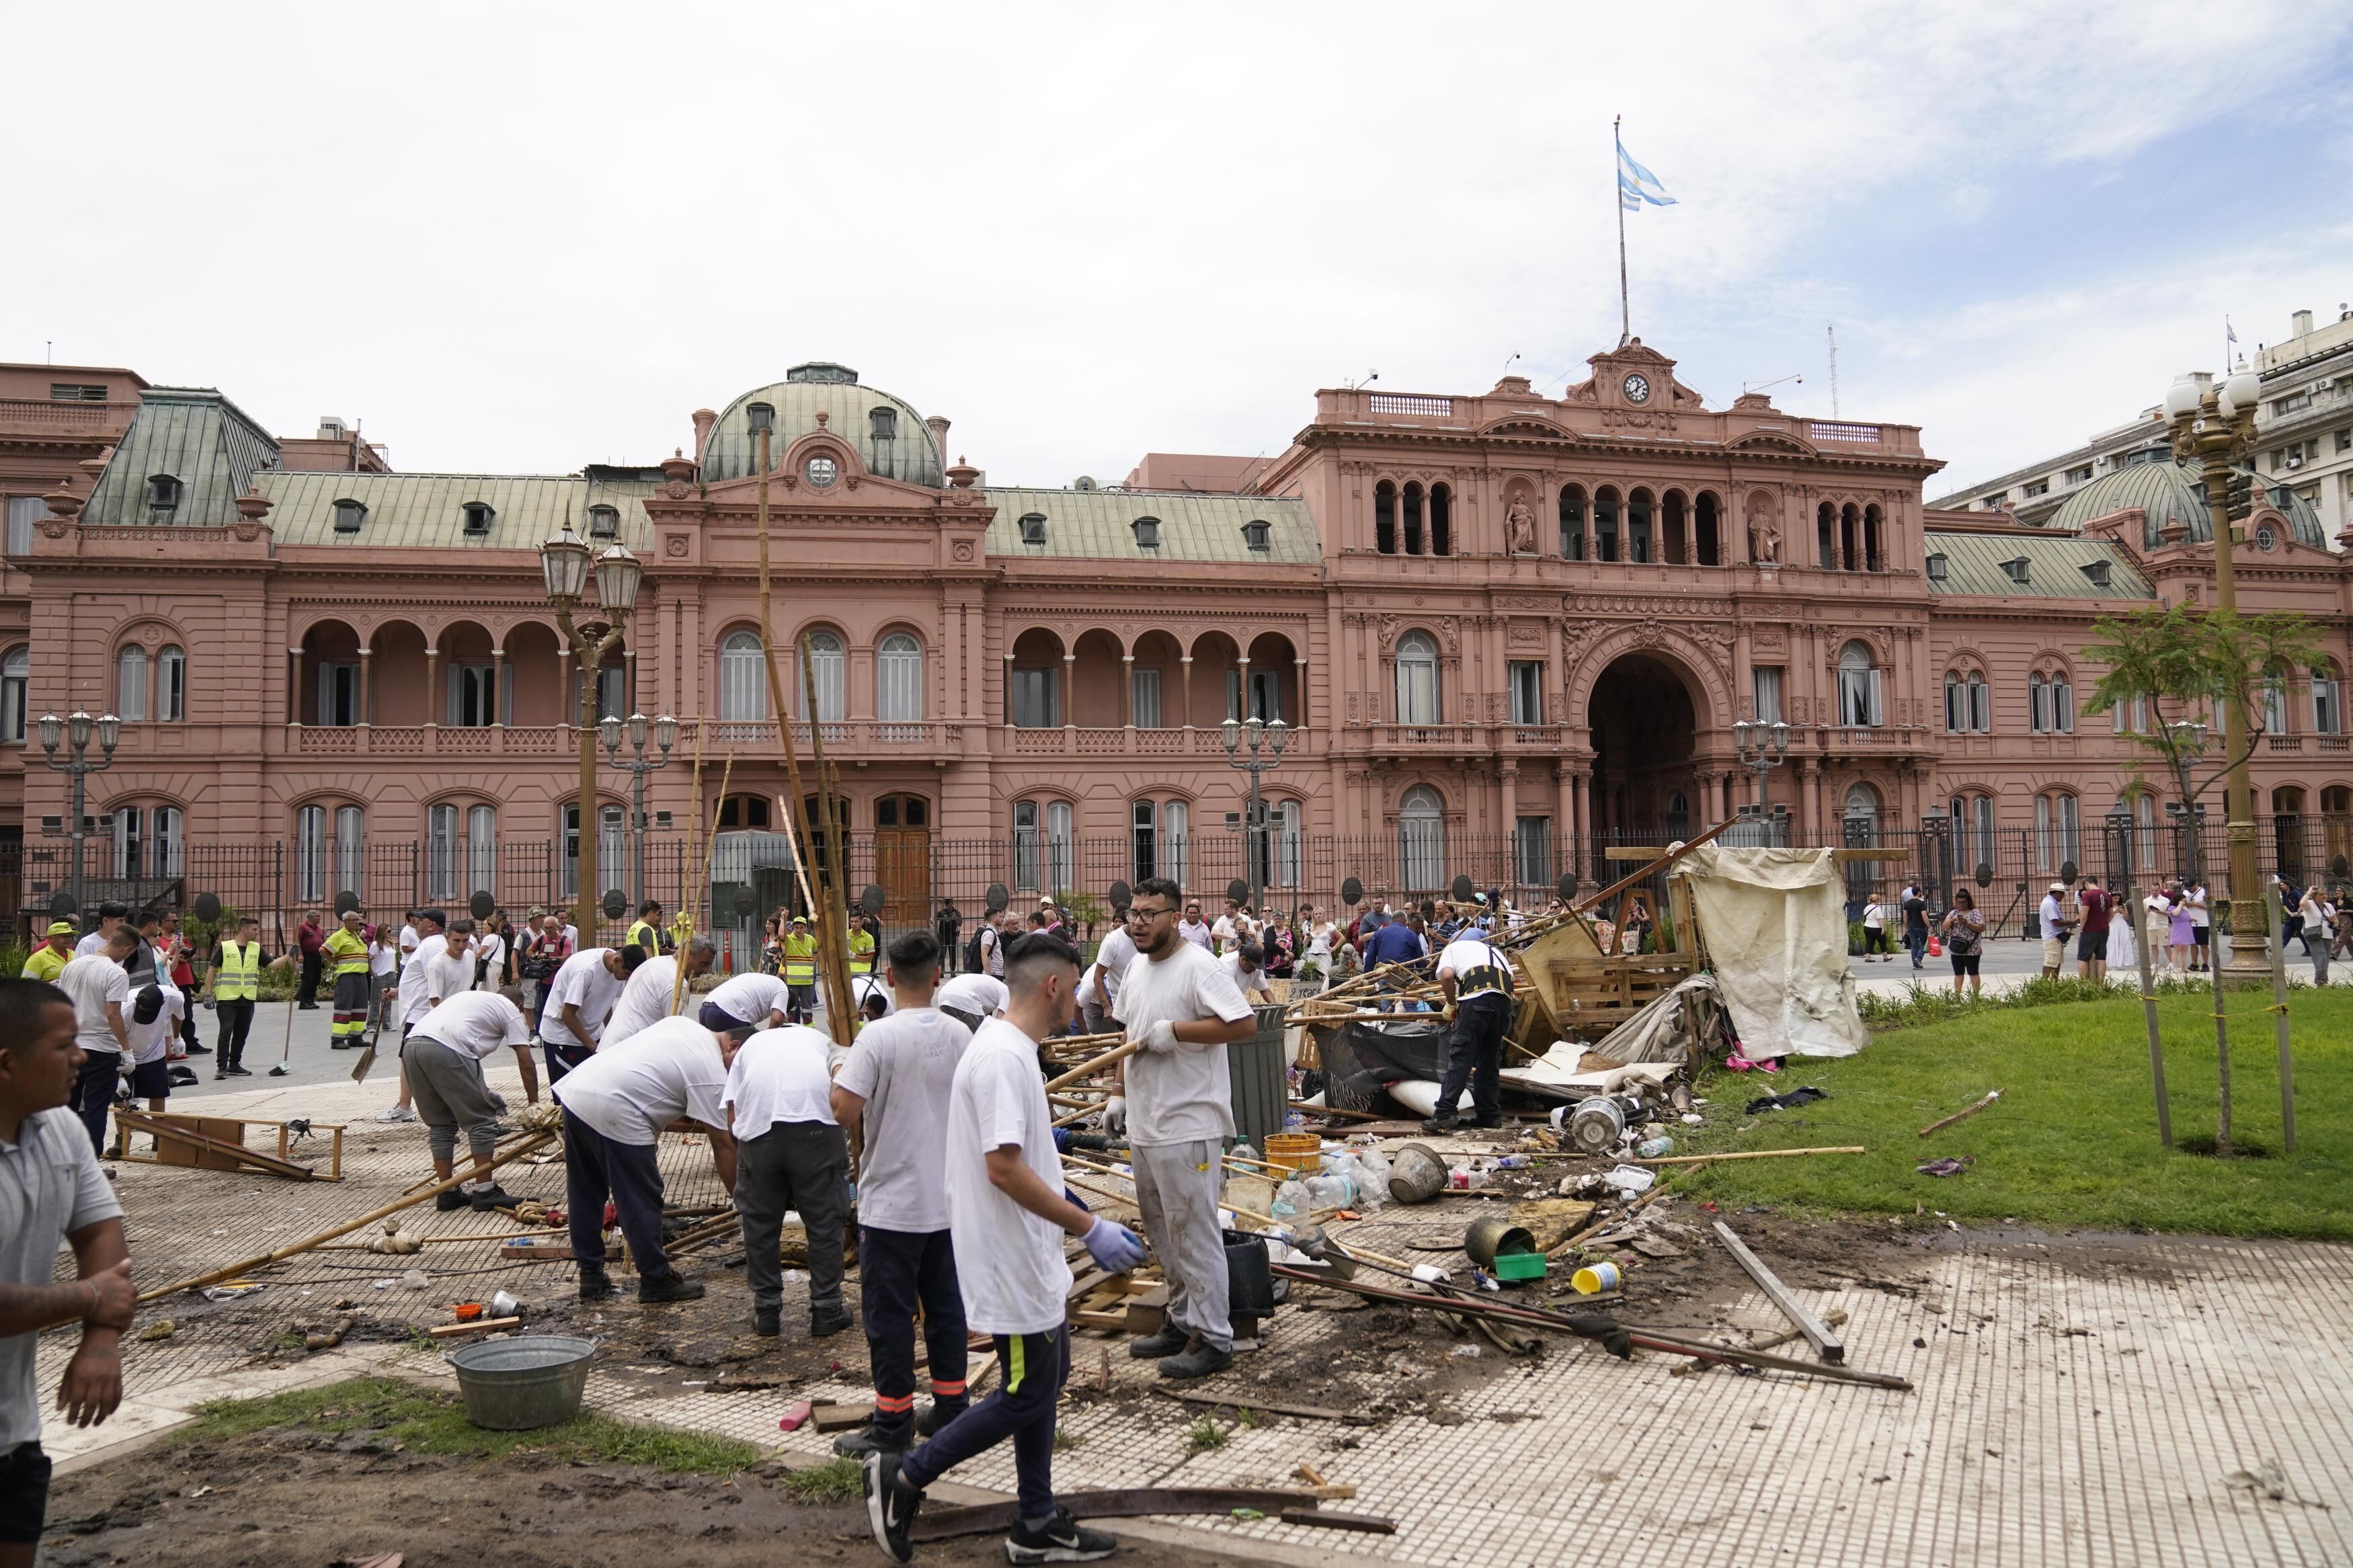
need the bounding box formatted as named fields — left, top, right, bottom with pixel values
left=1827, top=323, right=1840, bottom=417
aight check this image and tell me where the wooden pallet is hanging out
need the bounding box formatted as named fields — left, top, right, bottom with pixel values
left=109, top=1111, right=345, bottom=1181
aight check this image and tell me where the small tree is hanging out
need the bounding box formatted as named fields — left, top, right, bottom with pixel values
left=2082, top=603, right=2322, bottom=1154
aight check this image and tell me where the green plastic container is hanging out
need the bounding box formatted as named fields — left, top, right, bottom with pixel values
left=1492, top=1251, right=1548, bottom=1284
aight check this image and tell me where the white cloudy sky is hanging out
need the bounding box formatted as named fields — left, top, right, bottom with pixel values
left=7, top=2, right=2350, bottom=496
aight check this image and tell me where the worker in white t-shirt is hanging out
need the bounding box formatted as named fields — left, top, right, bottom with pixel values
left=1110, top=876, right=1257, bottom=1380
left=935, top=971, right=1008, bottom=1032
left=403, top=990, right=539, bottom=1213
left=122, top=979, right=185, bottom=1118
left=537, top=946, right=645, bottom=1082
left=862, top=930, right=1142, bottom=1567
left=602, top=936, right=719, bottom=1050
left=725, top=1022, right=852, bottom=1339
left=553, top=1013, right=740, bottom=1305
left=1222, top=942, right=1274, bottom=1003
left=696, top=971, right=791, bottom=1035
left=1423, top=930, right=1519, bottom=1133
left=1081, top=921, right=1137, bottom=1036
left=57, top=932, right=138, bottom=1155
left=826, top=930, right=973, bottom=1454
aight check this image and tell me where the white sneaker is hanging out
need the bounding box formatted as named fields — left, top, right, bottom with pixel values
left=376, top=1104, right=419, bottom=1123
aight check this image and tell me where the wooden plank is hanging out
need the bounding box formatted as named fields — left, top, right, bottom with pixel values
left=910, top=1488, right=1312, bottom=1543
left=1150, top=1387, right=1377, bottom=1426
left=810, top=1402, right=873, bottom=1432
left=116, top=1110, right=318, bottom=1181
left=426, top=1316, right=522, bottom=1338
left=1070, top=1309, right=1129, bottom=1331
left=1280, top=1508, right=1395, bottom=1534
left=1713, top=1219, right=1845, bottom=1364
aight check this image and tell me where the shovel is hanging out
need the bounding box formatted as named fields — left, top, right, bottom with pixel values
left=350, top=1021, right=379, bottom=1084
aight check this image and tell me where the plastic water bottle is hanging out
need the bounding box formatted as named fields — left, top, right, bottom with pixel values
left=1636, top=1136, right=1675, bottom=1158
left=1270, top=1178, right=1309, bottom=1221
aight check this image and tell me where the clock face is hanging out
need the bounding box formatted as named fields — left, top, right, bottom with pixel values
left=805, top=456, right=838, bottom=489
left=1623, top=373, right=1651, bottom=404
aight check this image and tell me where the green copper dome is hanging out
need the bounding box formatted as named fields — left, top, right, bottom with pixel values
left=2045, top=460, right=2326, bottom=549
left=699, top=364, right=943, bottom=488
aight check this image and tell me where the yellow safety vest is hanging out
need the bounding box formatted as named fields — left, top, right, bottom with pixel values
left=783, top=933, right=817, bottom=984
left=627, top=919, right=658, bottom=954
left=22, top=944, right=70, bottom=983
left=215, top=940, right=263, bottom=1001
left=325, top=927, right=370, bottom=976
left=847, top=929, right=876, bottom=977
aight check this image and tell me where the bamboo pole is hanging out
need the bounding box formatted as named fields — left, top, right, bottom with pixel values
left=1632, top=1145, right=1866, bottom=1166
left=1044, top=1040, right=1140, bottom=1094
left=799, top=638, right=860, bottom=1044
left=139, top=1130, right=558, bottom=1303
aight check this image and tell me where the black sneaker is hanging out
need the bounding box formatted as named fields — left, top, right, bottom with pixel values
left=227, top=1065, right=253, bottom=1077
left=468, top=1184, right=517, bottom=1212
left=810, top=1303, right=853, bottom=1337
left=577, top=1267, right=621, bottom=1301
left=436, top=1188, right=471, bottom=1212
left=752, top=1305, right=780, bottom=1337
left=1420, top=1114, right=1461, bottom=1134
left=832, top=1423, right=908, bottom=1458
left=1127, top=1327, right=1187, bottom=1360
left=639, top=1272, right=706, bottom=1305
left=1157, top=1337, right=1232, bottom=1380
left=186, top=1043, right=211, bottom=1055
left=864, top=1450, right=922, bottom=1565
left=1006, top=1505, right=1116, bottom=1563
left=298, top=1002, right=319, bottom=1010
left=1470, top=1116, right=1505, bottom=1130
left=214, top=1069, right=229, bottom=1081
left=916, top=1399, right=965, bottom=1438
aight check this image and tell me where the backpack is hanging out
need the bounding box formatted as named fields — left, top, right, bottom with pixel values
left=964, top=925, right=988, bottom=975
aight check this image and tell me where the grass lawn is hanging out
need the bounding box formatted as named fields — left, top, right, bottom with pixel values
left=188, top=1376, right=761, bottom=1474
left=1676, top=986, right=2352, bottom=1239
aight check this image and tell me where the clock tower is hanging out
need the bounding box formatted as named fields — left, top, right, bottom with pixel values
left=1566, top=337, right=1701, bottom=428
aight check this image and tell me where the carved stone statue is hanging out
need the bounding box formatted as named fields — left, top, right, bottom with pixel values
left=1748, top=504, right=1782, bottom=564
left=1505, top=495, right=1538, bottom=554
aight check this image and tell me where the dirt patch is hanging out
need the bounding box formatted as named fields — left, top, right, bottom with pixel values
left=38, top=1434, right=1262, bottom=1568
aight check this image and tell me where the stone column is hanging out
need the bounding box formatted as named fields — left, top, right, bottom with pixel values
left=1293, top=655, right=1308, bottom=731
left=286, top=647, right=301, bottom=727
left=424, top=645, right=439, bottom=727
left=1500, top=762, right=1520, bottom=878
left=357, top=645, right=373, bottom=730
left=1121, top=655, right=1135, bottom=729
left=1062, top=652, right=1076, bottom=732
left=491, top=645, right=506, bottom=727
left=1179, top=656, right=1194, bottom=729
left=1236, top=655, right=1252, bottom=723
left=1001, top=652, right=1014, bottom=731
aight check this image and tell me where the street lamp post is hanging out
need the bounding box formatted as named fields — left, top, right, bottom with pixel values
left=2161, top=362, right=2269, bottom=982
left=600, top=710, right=677, bottom=911
left=1730, top=718, right=1792, bottom=817
left=1220, top=715, right=1288, bottom=912
left=38, top=708, right=120, bottom=921
left=542, top=522, right=643, bottom=943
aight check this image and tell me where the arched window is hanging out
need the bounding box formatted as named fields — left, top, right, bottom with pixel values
left=1, top=645, right=25, bottom=743
left=717, top=631, right=766, bottom=722
left=1130, top=800, right=1157, bottom=882
left=296, top=804, right=327, bottom=901
left=1395, top=632, right=1440, bottom=725
left=1161, top=799, right=1189, bottom=890
left=1374, top=482, right=1397, bottom=554
left=877, top=633, right=924, bottom=726
left=468, top=804, right=497, bottom=896
left=1594, top=487, right=1621, bottom=562
left=1402, top=483, right=1426, bottom=556
left=716, top=794, right=770, bottom=829
left=1627, top=489, right=1654, bottom=564
left=1398, top=786, right=1445, bottom=891
left=1558, top=485, right=1587, bottom=561
left=1694, top=492, right=1722, bottom=566
left=116, top=645, right=149, bottom=722
left=869, top=405, right=898, bottom=479
left=335, top=804, right=364, bottom=897
left=1816, top=502, right=1837, bottom=568
left=1843, top=784, right=1880, bottom=834
left=112, top=804, right=182, bottom=879
left=1429, top=484, right=1452, bottom=556
left=2313, top=664, right=2344, bottom=735
left=1944, top=669, right=1990, bottom=734
left=428, top=803, right=462, bottom=899
left=1045, top=801, right=1074, bottom=893
left=1862, top=504, right=1885, bottom=572
left=2034, top=792, right=2079, bottom=872
left=1270, top=800, right=1303, bottom=889
left=1013, top=800, right=1041, bottom=890
left=563, top=801, right=626, bottom=899
left=157, top=645, right=186, bottom=722
left=2030, top=669, right=2075, bottom=735
left=1950, top=793, right=1997, bottom=876
left=1837, top=641, right=1882, bottom=728
left=2262, top=666, right=2289, bottom=735
left=799, top=632, right=846, bottom=722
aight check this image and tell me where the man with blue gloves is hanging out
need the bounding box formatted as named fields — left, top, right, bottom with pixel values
left=864, top=932, right=1142, bottom=1565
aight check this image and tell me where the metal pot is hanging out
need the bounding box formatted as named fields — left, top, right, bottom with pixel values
left=1464, top=1216, right=1537, bottom=1270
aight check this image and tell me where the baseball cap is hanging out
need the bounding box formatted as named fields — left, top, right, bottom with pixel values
left=46, top=920, right=75, bottom=937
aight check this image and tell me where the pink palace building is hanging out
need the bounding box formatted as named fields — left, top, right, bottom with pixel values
left=1, top=341, right=2350, bottom=941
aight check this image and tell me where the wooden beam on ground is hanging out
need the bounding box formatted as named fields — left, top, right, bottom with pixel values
left=1150, top=1387, right=1378, bottom=1426
left=1279, top=1508, right=1396, bottom=1534
left=112, top=1110, right=319, bottom=1182
left=910, top=1489, right=1314, bottom=1543
left=1712, top=1219, right=1845, bottom=1364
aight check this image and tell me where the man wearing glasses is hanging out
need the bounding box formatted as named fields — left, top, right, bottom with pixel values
left=1111, top=878, right=1257, bottom=1380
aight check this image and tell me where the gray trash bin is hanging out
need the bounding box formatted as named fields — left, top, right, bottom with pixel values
left=1225, top=1002, right=1288, bottom=1150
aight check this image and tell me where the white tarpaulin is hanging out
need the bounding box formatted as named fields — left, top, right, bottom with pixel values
left=1679, top=845, right=1869, bottom=1059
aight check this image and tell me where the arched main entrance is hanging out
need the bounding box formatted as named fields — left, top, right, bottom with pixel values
left=1587, top=654, right=1698, bottom=843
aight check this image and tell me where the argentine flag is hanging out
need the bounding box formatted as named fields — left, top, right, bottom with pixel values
left=1618, top=140, right=1676, bottom=211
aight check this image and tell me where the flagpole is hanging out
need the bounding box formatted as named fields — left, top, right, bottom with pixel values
left=1615, top=114, right=1630, bottom=347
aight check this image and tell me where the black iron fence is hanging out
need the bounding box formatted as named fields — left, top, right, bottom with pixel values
left=15, top=813, right=2349, bottom=953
